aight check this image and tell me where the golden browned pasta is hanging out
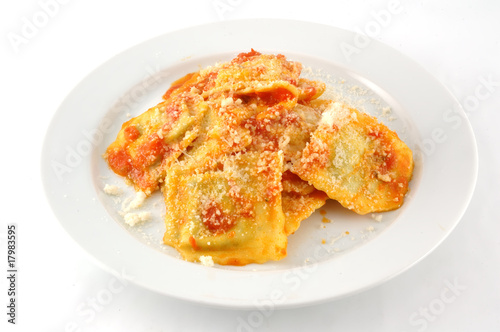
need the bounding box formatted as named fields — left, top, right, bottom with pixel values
left=163, top=151, right=287, bottom=265
left=104, top=93, right=206, bottom=195
left=292, top=101, right=413, bottom=215
left=282, top=190, right=328, bottom=236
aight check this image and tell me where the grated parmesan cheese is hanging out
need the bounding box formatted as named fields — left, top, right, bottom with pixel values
left=199, top=255, right=214, bottom=267
left=221, top=97, right=234, bottom=107
left=320, top=102, right=351, bottom=128
left=377, top=173, right=392, bottom=182
left=103, top=184, right=123, bottom=196
left=124, top=211, right=151, bottom=227
left=381, top=107, right=391, bottom=116
left=124, top=191, right=147, bottom=212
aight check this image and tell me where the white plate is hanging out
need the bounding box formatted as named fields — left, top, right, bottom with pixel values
left=41, top=19, right=477, bottom=308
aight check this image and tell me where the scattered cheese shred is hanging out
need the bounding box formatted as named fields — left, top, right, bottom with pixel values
left=124, top=191, right=147, bottom=212
left=103, top=184, right=122, bottom=196
left=199, top=255, right=215, bottom=267
left=124, top=211, right=151, bottom=227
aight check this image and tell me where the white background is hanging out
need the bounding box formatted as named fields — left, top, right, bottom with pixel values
left=1, top=0, right=499, bottom=331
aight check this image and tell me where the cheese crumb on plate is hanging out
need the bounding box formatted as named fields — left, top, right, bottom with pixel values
left=103, top=184, right=123, bottom=196
left=199, top=255, right=215, bottom=267
left=124, top=211, right=152, bottom=227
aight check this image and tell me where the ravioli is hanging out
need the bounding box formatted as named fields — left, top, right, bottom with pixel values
left=163, top=151, right=287, bottom=265
left=282, top=191, right=328, bottom=236
left=104, top=85, right=207, bottom=195
left=291, top=101, right=414, bottom=215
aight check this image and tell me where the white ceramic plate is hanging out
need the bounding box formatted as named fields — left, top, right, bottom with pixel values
left=41, top=19, right=477, bottom=308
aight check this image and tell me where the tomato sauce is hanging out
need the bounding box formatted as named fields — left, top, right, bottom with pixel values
left=301, top=86, right=317, bottom=101
left=162, top=72, right=196, bottom=100
left=135, top=133, right=166, bottom=168
left=202, top=200, right=235, bottom=234
left=255, top=87, right=294, bottom=106
left=199, top=71, right=219, bottom=92
left=231, top=49, right=261, bottom=64
left=107, top=149, right=132, bottom=176
left=124, top=125, right=140, bottom=141
left=189, top=236, right=199, bottom=250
